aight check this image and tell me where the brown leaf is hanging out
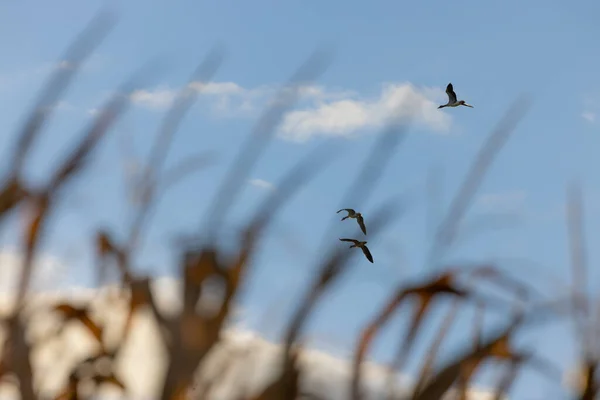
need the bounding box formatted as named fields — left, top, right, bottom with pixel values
left=53, top=373, right=80, bottom=400
left=353, top=272, right=469, bottom=400
left=92, top=373, right=126, bottom=390
left=411, top=299, right=461, bottom=396
left=53, top=303, right=104, bottom=346
left=160, top=241, right=254, bottom=400
left=0, top=178, right=28, bottom=220
left=578, top=359, right=598, bottom=400
left=94, top=230, right=132, bottom=285
left=3, top=315, right=36, bottom=400
left=409, top=310, right=559, bottom=400
left=492, top=358, right=524, bottom=400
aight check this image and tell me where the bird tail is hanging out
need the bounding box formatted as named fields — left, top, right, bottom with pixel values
left=438, top=105, right=446, bottom=109
left=341, top=216, right=349, bottom=221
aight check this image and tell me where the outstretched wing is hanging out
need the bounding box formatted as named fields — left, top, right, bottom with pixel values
left=361, top=245, right=374, bottom=263
left=446, top=83, right=457, bottom=104
left=339, top=238, right=359, bottom=244
left=337, top=208, right=354, bottom=214
left=357, top=215, right=367, bottom=235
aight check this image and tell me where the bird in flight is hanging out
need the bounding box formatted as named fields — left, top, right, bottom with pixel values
left=438, top=83, right=473, bottom=109
left=339, top=238, right=373, bottom=263
left=337, top=208, right=367, bottom=235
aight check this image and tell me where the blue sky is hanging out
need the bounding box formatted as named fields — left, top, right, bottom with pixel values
left=1, top=0, right=600, bottom=398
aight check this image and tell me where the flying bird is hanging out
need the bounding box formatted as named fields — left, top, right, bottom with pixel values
left=339, top=238, right=373, bottom=263
left=336, top=208, right=367, bottom=235
left=438, top=83, right=473, bottom=109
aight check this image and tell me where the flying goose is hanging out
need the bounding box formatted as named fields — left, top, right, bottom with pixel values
left=438, top=83, right=473, bottom=109
left=336, top=208, right=367, bottom=235
left=339, top=238, right=373, bottom=263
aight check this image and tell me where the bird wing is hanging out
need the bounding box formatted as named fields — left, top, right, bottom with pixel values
left=361, top=245, right=374, bottom=263
left=357, top=215, right=367, bottom=235
left=337, top=208, right=354, bottom=214
left=339, top=238, right=359, bottom=244
left=446, top=83, right=457, bottom=104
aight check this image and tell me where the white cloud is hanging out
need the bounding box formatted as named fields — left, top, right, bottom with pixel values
left=131, top=81, right=352, bottom=113
left=130, top=87, right=177, bottom=110
left=248, top=178, right=276, bottom=191
left=0, top=265, right=508, bottom=400
left=129, top=81, right=453, bottom=141
left=129, top=81, right=264, bottom=114
left=87, top=108, right=100, bottom=116
left=279, top=83, right=452, bottom=142
left=188, top=81, right=245, bottom=95
left=581, top=95, right=600, bottom=124
left=190, top=326, right=505, bottom=400
left=581, top=112, right=596, bottom=123
left=0, top=248, right=68, bottom=294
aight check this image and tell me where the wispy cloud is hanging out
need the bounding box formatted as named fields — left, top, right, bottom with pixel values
left=129, top=81, right=264, bottom=114
left=279, top=83, right=452, bottom=142
left=581, top=111, right=596, bottom=123
left=129, top=81, right=355, bottom=112
left=580, top=95, right=600, bottom=124
left=130, top=86, right=177, bottom=110
left=0, top=56, right=105, bottom=93
left=129, top=81, right=453, bottom=142
left=248, top=178, right=276, bottom=191
left=87, top=108, right=100, bottom=116
left=188, top=81, right=245, bottom=95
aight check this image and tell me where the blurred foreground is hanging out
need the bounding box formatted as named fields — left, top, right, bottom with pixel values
left=0, top=11, right=596, bottom=400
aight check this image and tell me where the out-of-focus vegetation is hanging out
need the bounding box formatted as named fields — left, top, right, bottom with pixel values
left=0, top=11, right=596, bottom=400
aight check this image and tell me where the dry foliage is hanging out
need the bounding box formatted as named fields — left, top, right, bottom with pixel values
left=0, top=10, right=591, bottom=400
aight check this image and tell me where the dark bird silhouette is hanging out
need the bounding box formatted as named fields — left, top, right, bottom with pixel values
left=438, top=83, right=473, bottom=109
left=339, top=238, right=373, bottom=263
left=336, top=208, right=367, bottom=235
